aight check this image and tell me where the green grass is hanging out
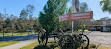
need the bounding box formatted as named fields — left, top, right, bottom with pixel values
left=21, top=41, right=111, bottom=49
left=98, top=46, right=111, bottom=49
left=0, top=41, right=19, bottom=47
left=84, top=30, right=91, bottom=32
left=0, top=33, right=3, bottom=37
left=88, top=43, right=111, bottom=49
left=20, top=41, right=60, bottom=49
left=20, top=41, right=39, bottom=49
left=0, top=32, right=38, bottom=37
left=77, top=29, right=91, bottom=32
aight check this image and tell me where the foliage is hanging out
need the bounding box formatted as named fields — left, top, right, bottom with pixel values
left=0, top=14, right=39, bottom=33
left=39, top=0, right=69, bottom=33
left=71, top=32, right=81, bottom=48
left=21, top=41, right=111, bottom=49
left=98, top=46, right=111, bottom=49
left=20, top=41, right=60, bottom=49
left=89, top=43, right=96, bottom=48
left=0, top=4, right=39, bottom=33
left=100, top=0, right=111, bottom=13
left=20, top=41, right=38, bottom=49
left=72, top=1, right=90, bottom=29
left=20, top=4, right=35, bottom=19
left=80, top=2, right=89, bottom=12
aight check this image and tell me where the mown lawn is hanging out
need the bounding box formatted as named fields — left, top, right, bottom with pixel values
left=0, top=32, right=38, bottom=37
left=20, top=41, right=60, bottom=49
left=20, top=41, right=39, bottom=49
left=0, top=41, right=19, bottom=47
left=20, top=41, right=111, bottom=49
left=98, top=46, right=111, bottom=49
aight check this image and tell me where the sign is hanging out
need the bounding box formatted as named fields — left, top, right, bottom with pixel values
left=103, top=21, right=111, bottom=25
left=59, top=11, right=93, bottom=22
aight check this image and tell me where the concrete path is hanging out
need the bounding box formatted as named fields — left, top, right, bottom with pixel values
left=0, top=39, right=37, bottom=49
left=86, top=31, right=111, bottom=48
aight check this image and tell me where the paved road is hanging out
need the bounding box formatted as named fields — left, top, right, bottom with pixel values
left=0, top=35, right=37, bottom=42
left=87, top=31, right=111, bottom=48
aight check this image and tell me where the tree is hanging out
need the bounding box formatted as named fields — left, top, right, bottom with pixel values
left=39, top=0, right=69, bottom=33
left=72, top=0, right=90, bottom=29
left=72, top=0, right=80, bottom=12
left=10, top=14, right=18, bottom=32
left=4, top=18, right=11, bottom=33
left=26, top=4, right=35, bottom=19
left=0, top=13, right=5, bottom=32
left=100, top=0, right=111, bottom=13
left=20, top=4, right=35, bottom=19
left=19, top=4, right=35, bottom=32
left=0, top=6, right=37, bottom=33
left=20, top=9, right=28, bottom=19
left=33, top=17, right=40, bottom=32
left=80, top=2, right=89, bottom=12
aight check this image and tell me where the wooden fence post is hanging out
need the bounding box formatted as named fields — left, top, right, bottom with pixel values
left=3, top=32, right=4, bottom=37
left=21, top=32, right=22, bottom=36
left=12, top=32, right=13, bottom=36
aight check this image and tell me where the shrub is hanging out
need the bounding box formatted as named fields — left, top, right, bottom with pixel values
left=89, top=43, right=96, bottom=48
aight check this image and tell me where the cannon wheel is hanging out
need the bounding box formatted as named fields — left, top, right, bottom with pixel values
left=58, top=35, right=75, bottom=49
left=79, top=34, right=89, bottom=49
left=38, top=32, right=48, bottom=46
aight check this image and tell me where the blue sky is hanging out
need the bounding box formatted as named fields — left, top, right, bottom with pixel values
left=0, top=0, right=47, bottom=18
left=0, top=0, right=110, bottom=20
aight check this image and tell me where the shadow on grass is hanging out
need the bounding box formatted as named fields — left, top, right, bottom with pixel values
left=34, top=44, right=58, bottom=49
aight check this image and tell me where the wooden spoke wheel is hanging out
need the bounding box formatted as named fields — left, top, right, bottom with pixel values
left=38, top=32, right=48, bottom=46
left=58, top=35, right=75, bottom=49
left=79, top=34, right=89, bottom=49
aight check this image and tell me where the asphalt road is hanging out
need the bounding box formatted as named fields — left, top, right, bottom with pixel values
left=0, top=35, right=37, bottom=42
left=86, top=31, right=111, bottom=48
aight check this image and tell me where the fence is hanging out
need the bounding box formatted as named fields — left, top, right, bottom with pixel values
left=0, top=32, right=38, bottom=37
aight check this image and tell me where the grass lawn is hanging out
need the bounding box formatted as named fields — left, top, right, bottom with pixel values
left=20, top=41, right=60, bottom=49
left=0, top=41, right=19, bottom=47
left=20, top=41, right=111, bottom=49
left=0, top=33, right=3, bottom=37
left=0, top=32, right=38, bottom=37
left=98, top=46, right=111, bottom=49
left=20, top=41, right=39, bottom=49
